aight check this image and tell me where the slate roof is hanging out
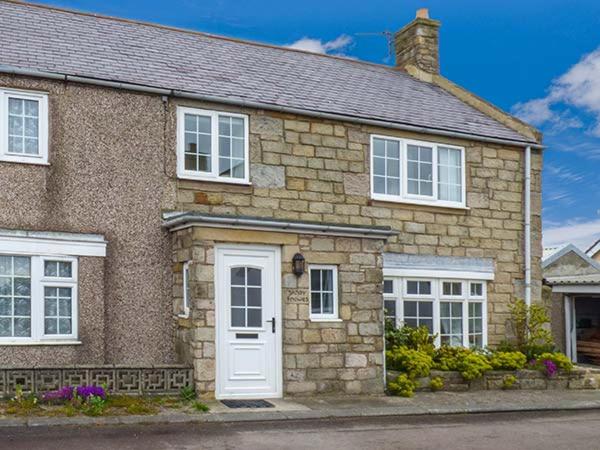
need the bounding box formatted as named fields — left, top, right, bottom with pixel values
left=0, top=1, right=533, bottom=144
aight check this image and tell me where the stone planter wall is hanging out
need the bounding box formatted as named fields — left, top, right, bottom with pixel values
left=387, top=367, right=600, bottom=392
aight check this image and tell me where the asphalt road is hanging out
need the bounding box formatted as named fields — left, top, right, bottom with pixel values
left=3, top=410, right=600, bottom=450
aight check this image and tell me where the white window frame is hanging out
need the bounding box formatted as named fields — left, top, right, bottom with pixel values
left=385, top=277, right=487, bottom=348
left=0, top=88, right=49, bottom=165
left=180, top=261, right=191, bottom=318
left=370, top=134, right=466, bottom=209
left=309, top=265, right=339, bottom=321
left=176, top=106, right=250, bottom=184
left=0, top=255, right=78, bottom=344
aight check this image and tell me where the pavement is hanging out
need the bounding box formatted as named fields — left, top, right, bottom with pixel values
left=4, top=409, right=600, bottom=449
left=3, top=389, right=600, bottom=428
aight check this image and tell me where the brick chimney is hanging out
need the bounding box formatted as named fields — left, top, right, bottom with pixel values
left=394, top=8, right=441, bottom=74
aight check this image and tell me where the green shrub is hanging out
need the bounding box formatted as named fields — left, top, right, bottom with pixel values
left=489, top=351, right=527, bottom=371
left=386, top=346, right=433, bottom=379
left=502, top=374, right=518, bottom=389
left=388, top=373, right=418, bottom=397
left=429, top=377, right=444, bottom=392
left=385, top=324, right=435, bottom=355
left=507, top=299, right=554, bottom=353
left=180, top=386, right=196, bottom=402
left=522, top=343, right=557, bottom=361
left=537, top=352, right=573, bottom=372
left=433, top=346, right=491, bottom=381
left=81, top=395, right=106, bottom=417
left=192, top=401, right=210, bottom=412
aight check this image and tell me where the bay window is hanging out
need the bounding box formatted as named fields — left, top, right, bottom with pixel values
left=383, top=277, right=487, bottom=348
left=371, top=135, right=465, bottom=208
left=177, top=106, right=249, bottom=184
left=1, top=88, right=48, bottom=165
left=0, top=255, right=77, bottom=342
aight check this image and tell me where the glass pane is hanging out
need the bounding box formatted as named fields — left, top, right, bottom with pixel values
left=438, top=147, right=449, bottom=165
left=420, top=301, right=433, bottom=317
left=404, top=318, right=417, bottom=328
left=373, top=139, right=385, bottom=157
left=443, top=283, right=452, bottom=296
left=373, top=157, right=385, bottom=176
left=232, top=139, right=244, bottom=158
left=451, top=302, right=462, bottom=316
left=0, top=317, right=11, bottom=336
left=231, top=267, right=245, bottom=285
left=247, top=268, right=261, bottom=286
left=14, top=278, right=30, bottom=296
left=219, top=116, right=231, bottom=135
left=198, top=116, right=211, bottom=134
left=0, top=297, right=11, bottom=315
left=387, top=160, right=399, bottom=177
left=58, top=318, right=72, bottom=334
left=24, top=117, right=38, bottom=137
left=231, top=307, right=245, bottom=327
left=384, top=300, right=396, bottom=318
left=59, top=262, right=72, bottom=278
left=198, top=155, right=210, bottom=172
left=44, top=261, right=58, bottom=277
left=9, top=98, right=23, bottom=114
left=449, top=148, right=461, bottom=165
left=184, top=114, right=197, bottom=132
left=383, top=279, right=393, bottom=294
left=421, top=162, right=432, bottom=181
left=407, top=161, right=418, bottom=179
left=440, top=319, right=450, bottom=334
left=451, top=319, right=463, bottom=334
left=453, top=283, right=462, bottom=296
left=219, top=137, right=230, bottom=157
left=407, top=180, right=419, bottom=195
left=310, top=270, right=321, bottom=292
left=45, top=298, right=57, bottom=316
left=219, top=157, right=231, bottom=177
left=231, top=287, right=245, bottom=307
left=0, top=278, right=10, bottom=296
left=404, top=301, right=417, bottom=317
left=197, top=134, right=211, bottom=155
left=406, top=281, right=418, bottom=295
left=421, top=147, right=433, bottom=162
left=321, top=292, right=334, bottom=314
left=387, top=141, right=400, bottom=159
left=0, top=257, right=11, bottom=275
left=440, top=302, right=450, bottom=317
left=231, top=117, right=244, bottom=138
left=45, top=318, right=57, bottom=334
left=14, top=318, right=30, bottom=337
left=59, top=287, right=71, bottom=298
left=311, top=292, right=321, bottom=314
left=45, top=286, right=57, bottom=297
left=419, top=281, right=431, bottom=295
left=58, top=297, right=71, bottom=316
left=247, top=287, right=261, bottom=307
left=14, top=257, right=30, bottom=276
left=24, top=99, right=38, bottom=117
left=373, top=176, right=385, bottom=194
left=9, top=115, right=22, bottom=135
left=231, top=159, right=244, bottom=178
left=184, top=154, right=197, bottom=171
left=407, top=145, right=418, bottom=160
left=321, top=269, right=333, bottom=291
left=14, top=297, right=30, bottom=316
left=422, top=319, right=434, bottom=333
left=473, top=319, right=482, bottom=333
left=8, top=136, right=23, bottom=153
left=450, top=336, right=462, bottom=347
left=420, top=181, right=433, bottom=196
left=247, top=308, right=261, bottom=327
left=471, top=283, right=482, bottom=297
left=386, top=178, right=399, bottom=196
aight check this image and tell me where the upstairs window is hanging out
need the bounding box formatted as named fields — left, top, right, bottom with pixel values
left=1, top=89, right=48, bottom=165
left=370, top=135, right=465, bottom=208
left=177, top=107, right=249, bottom=184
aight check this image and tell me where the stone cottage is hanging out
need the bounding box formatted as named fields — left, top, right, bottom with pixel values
left=0, top=1, right=543, bottom=398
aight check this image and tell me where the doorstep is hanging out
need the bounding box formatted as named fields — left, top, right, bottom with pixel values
left=5, top=390, right=600, bottom=428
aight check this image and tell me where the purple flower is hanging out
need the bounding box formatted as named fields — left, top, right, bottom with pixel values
left=43, top=386, right=75, bottom=402
left=42, top=385, right=107, bottom=403
left=543, top=359, right=558, bottom=377
left=76, top=385, right=106, bottom=399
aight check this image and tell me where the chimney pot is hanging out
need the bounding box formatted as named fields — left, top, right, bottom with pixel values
left=394, top=9, right=441, bottom=75
left=416, top=8, right=429, bottom=19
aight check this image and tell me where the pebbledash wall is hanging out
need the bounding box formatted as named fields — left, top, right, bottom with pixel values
left=0, top=74, right=542, bottom=396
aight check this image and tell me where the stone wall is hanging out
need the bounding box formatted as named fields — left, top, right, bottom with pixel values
left=171, top=98, right=544, bottom=347
left=172, top=227, right=386, bottom=397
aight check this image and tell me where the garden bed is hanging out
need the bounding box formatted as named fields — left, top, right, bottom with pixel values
left=386, top=367, right=600, bottom=392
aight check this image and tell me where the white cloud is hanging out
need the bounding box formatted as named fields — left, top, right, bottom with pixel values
left=287, top=35, right=353, bottom=55
left=543, top=218, right=600, bottom=251
left=513, top=46, right=600, bottom=135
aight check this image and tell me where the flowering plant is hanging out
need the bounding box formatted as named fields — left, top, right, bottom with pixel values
left=542, top=359, right=558, bottom=377
left=42, top=385, right=107, bottom=403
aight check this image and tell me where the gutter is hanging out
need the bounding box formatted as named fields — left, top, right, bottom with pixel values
left=524, top=146, right=532, bottom=306
left=0, top=64, right=544, bottom=150
left=162, top=212, right=396, bottom=239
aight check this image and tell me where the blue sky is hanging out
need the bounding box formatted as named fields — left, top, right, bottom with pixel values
left=36, top=0, right=600, bottom=250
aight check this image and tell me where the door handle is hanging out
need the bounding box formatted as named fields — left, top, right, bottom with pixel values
left=267, top=317, right=275, bottom=333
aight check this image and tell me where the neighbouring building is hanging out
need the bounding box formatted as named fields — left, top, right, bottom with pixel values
left=0, top=1, right=543, bottom=398
left=544, top=244, right=600, bottom=365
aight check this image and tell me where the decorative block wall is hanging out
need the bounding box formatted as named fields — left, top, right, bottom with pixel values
left=0, top=365, right=193, bottom=396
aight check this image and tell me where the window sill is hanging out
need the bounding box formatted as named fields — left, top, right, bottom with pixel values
left=0, top=156, right=49, bottom=166
left=371, top=195, right=469, bottom=210
left=309, top=318, right=342, bottom=323
left=177, top=173, right=252, bottom=186
left=0, top=340, right=82, bottom=346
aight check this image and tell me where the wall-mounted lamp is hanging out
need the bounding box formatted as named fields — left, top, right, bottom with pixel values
left=292, top=253, right=305, bottom=276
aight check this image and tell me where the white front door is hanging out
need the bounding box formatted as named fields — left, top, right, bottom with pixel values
left=215, top=245, right=282, bottom=399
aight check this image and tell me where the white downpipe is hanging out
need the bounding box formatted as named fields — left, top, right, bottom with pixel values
left=524, top=146, right=532, bottom=306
